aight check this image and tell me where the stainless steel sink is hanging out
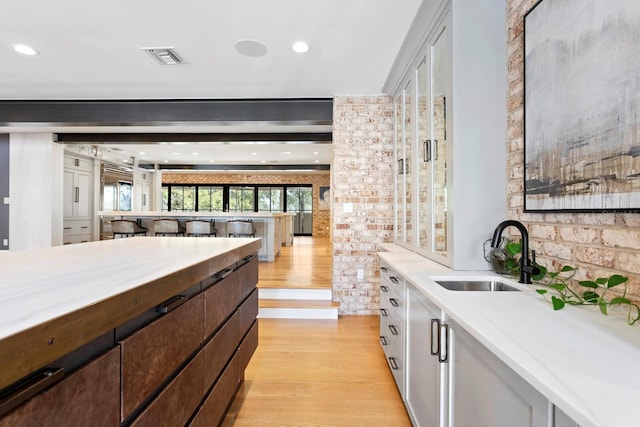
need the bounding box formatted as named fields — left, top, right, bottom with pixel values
left=434, top=280, right=520, bottom=292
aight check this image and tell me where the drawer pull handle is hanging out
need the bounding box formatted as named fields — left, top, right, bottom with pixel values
left=80, top=226, right=89, bottom=229
left=389, top=276, right=399, bottom=284
left=388, top=357, right=399, bottom=370
left=430, top=319, right=440, bottom=356
left=0, top=367, right=64, bottom=417
left=389, top=324, right=399, bottom=336
left=244, top=254, right=257, bottom=262
left=380, top=336, right=388, bottom=346
left=389, top=298, right=399, bottom=307
left=381, top=266, right=388, bottom=273
left=215, top=268, right=234, bottom=279
left=380, top=308, right=388, bottom=317
left=156, top=295, right=187, bottom=314
left=380, top=285, right=388, bottom=293
left=439, top=323, right=449, bottom=363
left=63, top=227, right=72, bottom=230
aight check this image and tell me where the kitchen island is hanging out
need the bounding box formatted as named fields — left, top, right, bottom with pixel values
left=0, top=237, right=261, bottom=426
left=99, top=211, right=283, bottom=261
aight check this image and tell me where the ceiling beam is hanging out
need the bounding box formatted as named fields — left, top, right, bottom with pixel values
left=142, top=164, right=330, bottom=171
left=56, top=132, right=332, bottom=144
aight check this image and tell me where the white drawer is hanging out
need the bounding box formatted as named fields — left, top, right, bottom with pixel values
left=63, top=233, right=92, bottom=245
left=63, top=220, right=92, bottom=235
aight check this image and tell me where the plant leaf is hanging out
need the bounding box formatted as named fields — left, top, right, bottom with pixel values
left=607, top=275, right=628, bottom=288
left=599, top=301, right=608, bottom=315
left=595, top=277, right=608, bottom=285
left=582, top=291, right=599, bottom=303
left=551, top=296, right=565, bottom=310
left=560, top=265, right=576, bottom=272
left=610, top=297, right=631, bottom=305
left=536, top=289, right=548, bottom=295
left=505, top=242, right=522, bottom=256
left=578, top=280, right=598, bottom=289
left=549, top=283, right=566, bottom=292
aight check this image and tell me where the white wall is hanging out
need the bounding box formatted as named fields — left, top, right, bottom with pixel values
left=9, top=133, right=64, bottom=250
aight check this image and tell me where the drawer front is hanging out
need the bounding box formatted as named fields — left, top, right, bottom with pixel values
left=204, top=271, right=241, bottom=339
left=380, top=315, right=404, bottom=391
left=238, top=320, right=259, bottom=377
left=131, top=352, right=205, bottom=427
left=380, top=284, right=404, bottom=321
left=381, top=263, right=404, bottom=298
left=203, top=311, right=240, bottom=390
left=62, top=233, right=92, bottom=245
left=63, top=220, right=92, bottom=235
left=120, top=294, right=204, bottom=421
left=238, top=254, right=258, bottom=300
left=0, top=347, right=120, bottom=427
left=189, top=353, right=240, bottom=427
left=238, top=289, right=259, bottom=339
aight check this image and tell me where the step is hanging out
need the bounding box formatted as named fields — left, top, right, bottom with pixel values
left=258, top=287, right=332, bottom=301
left=258, top=299, right=340, bottom=320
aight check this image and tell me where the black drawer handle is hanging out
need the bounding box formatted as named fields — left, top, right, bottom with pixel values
left=388, top=357, right=399, bottom=370
left=389, top=324, right=399, bottom=336
left=215, top=268, right=234, bottom=279
left=381, top=266, right=389, bottom=273
left=389, top=276, right=399, bottom=284
left=156, top=295, right=187, bottom=314
left=244, top=254, right=257, bottom=262
left=380, top=308, right=388, bottom=317
left=389, top=298, right=399, bottom=307
left=380, top=285, right=389, bottom=293
left=0, top=367, right=64, bottom=417
left=380, top=336, right=388, bottom=346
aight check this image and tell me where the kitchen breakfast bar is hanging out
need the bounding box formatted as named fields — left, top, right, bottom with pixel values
left=0, top=237, right=261, bottom=426
left=99, top=211, right=295, bottom=261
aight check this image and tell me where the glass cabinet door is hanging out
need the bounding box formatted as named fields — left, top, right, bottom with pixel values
left=417, top=57, right=431, bottom=251
left=404, top=80, right=414, bottom=245
left=395, top=95, right=405, bottom=242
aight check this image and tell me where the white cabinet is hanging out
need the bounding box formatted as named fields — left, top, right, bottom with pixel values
left=406, top=286, right=443, bottom=427
left=448, top=318, right=548, bottom=427
left=133, top=171, right=153, bottom=211
left=379, top=262, right=405, bottom=395
left=63, top=154, right=94, bottom=244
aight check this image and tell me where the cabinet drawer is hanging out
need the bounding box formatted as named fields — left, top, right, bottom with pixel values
left=238, top=254, right=258, bottom=300
left=62, top=233, right=92, bottom=245
left=238, top=320, right=258, bottom=378
left=380, top=284, right=404, bottom=321
left=381, top=263, right=404, bottom=293
left=238, top=289, right=258, bottom=339
left=189, top=353, right=240, bottom=427
left=131, top=352, right=205, bottom=427
left=120, top=294, right=204, bottom=421
left=204, top=271, right=241, bottom=339
left=63, top=220, right=92, bottom=235
left=0, top=347, right=120, bottom=427
left=380, top=315, right=404, bottom=391
left=203, top=311, right=239, bottom=391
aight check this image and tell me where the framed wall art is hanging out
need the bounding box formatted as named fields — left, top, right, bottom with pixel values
left=524, top=0, right=640, bottom=212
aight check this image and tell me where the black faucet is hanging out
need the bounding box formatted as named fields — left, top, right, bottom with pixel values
left=490, top=220, right=540, bottom=284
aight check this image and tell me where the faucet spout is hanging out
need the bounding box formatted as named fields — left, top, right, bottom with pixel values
left=491, top=220, right=539, bottom=284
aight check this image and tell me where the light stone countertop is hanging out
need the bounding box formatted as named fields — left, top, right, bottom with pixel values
left=98, top=210, right=287, bottom=218
left=0, top=237, right=261, bottom=390
left=379, top=244, right=640, bottom=427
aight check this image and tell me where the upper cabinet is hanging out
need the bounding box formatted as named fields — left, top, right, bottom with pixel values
left=386, top=0, right=507, bottom=269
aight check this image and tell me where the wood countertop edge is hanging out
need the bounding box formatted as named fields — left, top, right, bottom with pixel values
left=0, top=239, right=261, bottom=391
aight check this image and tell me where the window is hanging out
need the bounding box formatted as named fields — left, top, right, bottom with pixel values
left=197, top=186, right=224, bottom=211
left=258, top=187, right=284, bottom=212
left=170, top=186, right=195, bottom=211
left=229, top=186, right=254, bottom=212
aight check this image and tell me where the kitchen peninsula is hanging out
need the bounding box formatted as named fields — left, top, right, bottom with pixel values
left=0, top=237, right=261, bottom=426
left=99, top=211, right=291, bottom=261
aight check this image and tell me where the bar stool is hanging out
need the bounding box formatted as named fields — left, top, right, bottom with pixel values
left=153, top=219, right=185, bottom=236
left=111, top=220, right=148, bottom=238
left=227, top=220, right=256, bottom=237
left=185, top=220, right=217, bottom=237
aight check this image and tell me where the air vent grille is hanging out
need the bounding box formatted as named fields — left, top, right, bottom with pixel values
left=142, top=47, right=184, bottom=65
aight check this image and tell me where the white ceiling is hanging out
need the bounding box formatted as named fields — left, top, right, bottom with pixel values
left=0, top=0, right=422, bottom=166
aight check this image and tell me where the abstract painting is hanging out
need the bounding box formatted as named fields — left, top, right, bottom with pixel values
left=524, top=0, right=640, bottom=211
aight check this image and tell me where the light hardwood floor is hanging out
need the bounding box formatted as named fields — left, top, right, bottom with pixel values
left=222, top=237, right=411, bottom=426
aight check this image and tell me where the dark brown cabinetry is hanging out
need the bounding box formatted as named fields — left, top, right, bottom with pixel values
left=0, top=250, right=259, bottom=427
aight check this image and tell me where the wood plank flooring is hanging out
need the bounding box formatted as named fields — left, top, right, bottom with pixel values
left=258, top=236, right=332, bottom=290
left=222, top=237, right=411, bottom=427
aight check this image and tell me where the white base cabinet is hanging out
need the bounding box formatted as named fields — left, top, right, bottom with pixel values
left=379, top=262, right=406, bottom=396
left=63, top=154, right=94, bottom=245
left=448, top=319, right=548, bottom=427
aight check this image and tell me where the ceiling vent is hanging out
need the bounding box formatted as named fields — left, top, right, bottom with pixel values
left=142, top=47, right=184, bottom=65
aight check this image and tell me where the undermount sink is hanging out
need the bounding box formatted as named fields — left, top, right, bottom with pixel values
left=434, top=280, right=520, bottom=292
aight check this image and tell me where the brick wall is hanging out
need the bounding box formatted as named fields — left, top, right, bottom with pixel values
left=507, top=0, right=640, bottom=297
left=162, top=172, right=330, bottom=237
left=332, top=96, right=395, bottom=314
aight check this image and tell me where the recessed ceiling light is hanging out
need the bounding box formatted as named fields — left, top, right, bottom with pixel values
left=192, top=152, right=198, bottom=155
left=291, top=41, right=309, bottom=54
left=251, top=152, right=257, bottom=156
left=139, top=152, right=146, bottom=155
left=235, top=40, right=268, bottom=57
left=163, top=160, right=169, bottom=163
left=171, top=152, right=182, bottom=155
left=12, top=44, right=38, bottom=56
left=209, top=160, right=215, bottom=163
left=313, top=151, right=319, bottom=155
left=315, top=160, right=320, bottom=163
left=261, top=160, right=267, bottom=163
left=281, top=151, right=292, bottom=155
